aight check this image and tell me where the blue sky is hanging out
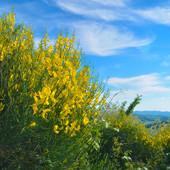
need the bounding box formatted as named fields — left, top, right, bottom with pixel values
left=2, top=0, right=170, bottom=111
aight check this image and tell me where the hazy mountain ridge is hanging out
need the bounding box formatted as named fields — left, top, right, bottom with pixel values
left=133, top=111, right=170, bottom=125
left=134, top=111, right=170, bottom=116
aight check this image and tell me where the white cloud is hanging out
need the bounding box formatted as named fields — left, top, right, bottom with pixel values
left=114, top=92, right=170, bottom=111
left=75, top=23, right=152, bottom=56
left=23, top=0, right=152, bottom=56
left=107, top=73, right=170, bottom=111
left=59, top=5, right=116, bottom=21
left=106, top=73, right=159, bottom=88
left=90, top=0, right=128, bottom=7
left=55, top=0, right=135, bottom=21
left=50, top=0, right=153, bottom=56
left=136, top=97, right=170, bottom=111
left=136, top=7, right=170, bottom=25
left=108, top=87, right=170, bottom=111
left=1, top=0, right=152, bottom=57
left=142, top=86, right=170, bottom=93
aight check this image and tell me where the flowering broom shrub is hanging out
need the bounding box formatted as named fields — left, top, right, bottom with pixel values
left=0, top=10, right=107, bottom=169
left=97, top=102, right=170, bottom=169
left=148, top=121, right=170, bottom=169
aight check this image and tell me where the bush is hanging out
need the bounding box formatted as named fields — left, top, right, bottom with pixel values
left=0, top=10, right=107, bottom=169
left=97, top=101, right=170, bottom=169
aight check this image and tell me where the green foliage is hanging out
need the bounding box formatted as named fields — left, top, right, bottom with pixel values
left=125, top=95, right=142, bottom=115
left=99, top=101, right=170, bottom=169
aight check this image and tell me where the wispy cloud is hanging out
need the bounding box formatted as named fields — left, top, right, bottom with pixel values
left=107, top=73, right=170, bottom=111
left=110, top=89, right=170, bottom=111
left=90, top=0, right=128, bottom=7
left=48, top=0, right=153, bottom=56
left=75, top=23, right=152, bottom=56
left=106, top=73, right=160, bottom=88
left=0, top=0, right=161, bottom=58
left=54, top=0, right=135, bottom=21
left=52, top=0, right=170, bottom=28
left=136, top=7, right=170, bottom=25
left=4, top=0, right=153, bottom=57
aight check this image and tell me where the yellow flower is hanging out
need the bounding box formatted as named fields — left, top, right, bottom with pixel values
left=64, top=127, right=69, bottom=134
left=48, top=44, right=53, bottom=53
left=42, top=109, right=51, bottom=120
left=75, top=125, right=80, bottom=131
left=94, top=119, right=98, bottom=125
left=94, top=112, right=98, bottom=116
left=31, top=104, right=38, bottom=115
left=39, top=86, right=51, bottom=99
left=65, top=120, right=69, bottom=126
left=83, top=116, right=89, bottom=125
left=71, top=132, right=76, bottom=137
left=29, top=122, right=36, bottom=127
left=45, top=148, right=49, bottom=154
left=53, top=71, right=57, bottom=78
left=0, top=51, right=4, bottom=61
left=161, top=127, right=164, bottom=132
left=33, top=92, right=38, bottom=97
left=54, top=125, right=60, bottom=134
left=44, top=97, right=50, bottom=105
left=50, top=89, right=57, bottom=104
left=0, top=102, right=5, bottom=111
left=10, top=74, right=14, bottom=79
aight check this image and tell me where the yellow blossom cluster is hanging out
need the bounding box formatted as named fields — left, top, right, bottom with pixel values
left=30, top=33, right=106, bottom=136
left=157, top=123, right=170, bottom=147
left=110, top=112, right=151, bottom=144
left=104, top=110, right=170, bottom=167
left=151, top=122, right=170, bottom=151
left=0, top=11, right=106, bottom=137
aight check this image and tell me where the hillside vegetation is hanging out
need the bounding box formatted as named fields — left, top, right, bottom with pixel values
left=0, top=10, right=170, bottom=169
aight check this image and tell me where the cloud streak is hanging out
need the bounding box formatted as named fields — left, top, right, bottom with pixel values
left=136, top=7, right=170, bottom=25
left=107, top=73, right=170, bottom=111
left=107, top=73, right=160, bottom=88
left=75, top=23, right=152, bottom=56
left=90, top=0, right=128, bottom=7
left=55, top=0, right=135, bottom=22
left=48, top=0, right=153, bottom=56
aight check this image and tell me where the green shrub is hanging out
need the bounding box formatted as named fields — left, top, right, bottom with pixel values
left=0, top=10, right=107, bottom=169
left=97, top=101, right=170, bottom=169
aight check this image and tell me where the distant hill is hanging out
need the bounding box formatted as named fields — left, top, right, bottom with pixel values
left=133, top=111, right=170, bottom=125
left=134, top=111, right=170, bottom=116
left=145, top=120, right=170, bottom=129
